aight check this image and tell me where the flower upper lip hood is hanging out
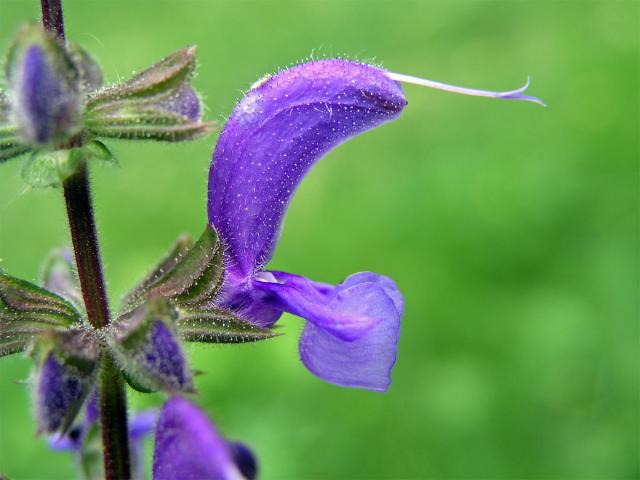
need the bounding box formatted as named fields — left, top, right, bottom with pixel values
left=209, top=59, right=406, bottom=275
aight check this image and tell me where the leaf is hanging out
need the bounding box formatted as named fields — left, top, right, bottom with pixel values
left=84, top=140, right=116, bottom=165
left=176, top=306, right=279, bottom=344
left=21, top=148, right=84, bottom=188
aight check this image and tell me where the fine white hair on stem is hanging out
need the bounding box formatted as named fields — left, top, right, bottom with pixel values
left=386, top=71, right=546, bottom=106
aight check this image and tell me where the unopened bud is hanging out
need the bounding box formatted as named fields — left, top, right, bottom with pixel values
left=110, top=299, right=194, bottom=393
left=6, top=24, right=82, bottom=146
left=34, top=330, right=100, bottom=434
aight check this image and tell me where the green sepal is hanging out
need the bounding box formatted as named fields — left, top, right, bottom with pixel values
left=122, top=226, right=223, bottom=311
left=0, top=98, right=31, bottom=163
left=40, top=248, right=84, bottom=313
left=0, top=91, right=10, bottom=124
left=0, top=272, right=81, bottom=326
left=85, top=115, right=215, bottom=142
left=87, top=47, right=197, bottom=106
left=175, top=236, right=224, bottom=307
left=66, top=41, right=103, bottom=92
left=121, top=369, right=155, bottom=394
left=147, top=226, right=221, bottom=299
left=0, top=271, right=82, bottom=357
left=176, top=306, right=280, bottom=344
left=120, top=234, right=194, bottom=312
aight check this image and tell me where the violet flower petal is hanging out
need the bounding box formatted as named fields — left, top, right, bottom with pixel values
left=299, top=274, right=402, bottom=392
left=252, top=271, right=402, bottom=391
left=36, top=352, right=84, bottom=433
left=138, top=320, right=193, bottom=392
left=153, top=396, right=243, bottom=480
left=254, top=272, right=382, bottom=341
left=11, top=45, right=80, bottom=145
left=160, top=86, right=200, bottom=121
left=208, top=59, right=406, bottom=275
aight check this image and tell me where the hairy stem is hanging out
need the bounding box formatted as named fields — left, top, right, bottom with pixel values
left=40, top=1, right=132, bottom=478
left=40, top=0, right=65, bottom=41
left=62, top=163, right=110, bottom=329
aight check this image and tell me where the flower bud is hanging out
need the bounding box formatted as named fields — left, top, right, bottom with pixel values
left=110, top=299, right=194, bottom=393
left=33, top=330, right=100, bottom=434
left=5, top=24, right=82, bottom=146
left=84, top=47, right=215, bottom=142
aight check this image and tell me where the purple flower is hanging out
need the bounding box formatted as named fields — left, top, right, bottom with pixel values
left=153, top=396, right=256, bottom=480
left=208, top=59, right=544, bottom=392
left=208, top=60, right=405, bottom=392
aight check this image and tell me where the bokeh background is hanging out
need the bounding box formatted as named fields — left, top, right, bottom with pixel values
left=0, top=0, right=638, bottom=478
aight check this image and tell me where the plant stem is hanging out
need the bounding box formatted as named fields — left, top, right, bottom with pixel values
left=63, top=163, right=110, bottom=330
left=40, top=0, right=65, bottom=41
left=62, top=165, right=132, bottom=480
left=40, top=1, right=132, bottom=478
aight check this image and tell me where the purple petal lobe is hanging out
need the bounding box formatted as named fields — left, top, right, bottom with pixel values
left=298, top=273, right=402, bottom=391
left=134, top=319, right=193, bottom=392
left=153, top=396, right=243, bottom=480
left=12, top=45, right=80, bottom=144
left=160, top=86, right=201, bottom=121
left=208, top=60, right=406, bottom=276
left=255, top=272, right=382, bottom=341
left=250, top=271, right=402, bottom=391
left=36, top=352, right=84, bottom=433
left=47, top=425, right=82, bottom=451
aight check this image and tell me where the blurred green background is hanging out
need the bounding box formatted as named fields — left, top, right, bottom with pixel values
left=0, top=0, right=638, bottom=478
